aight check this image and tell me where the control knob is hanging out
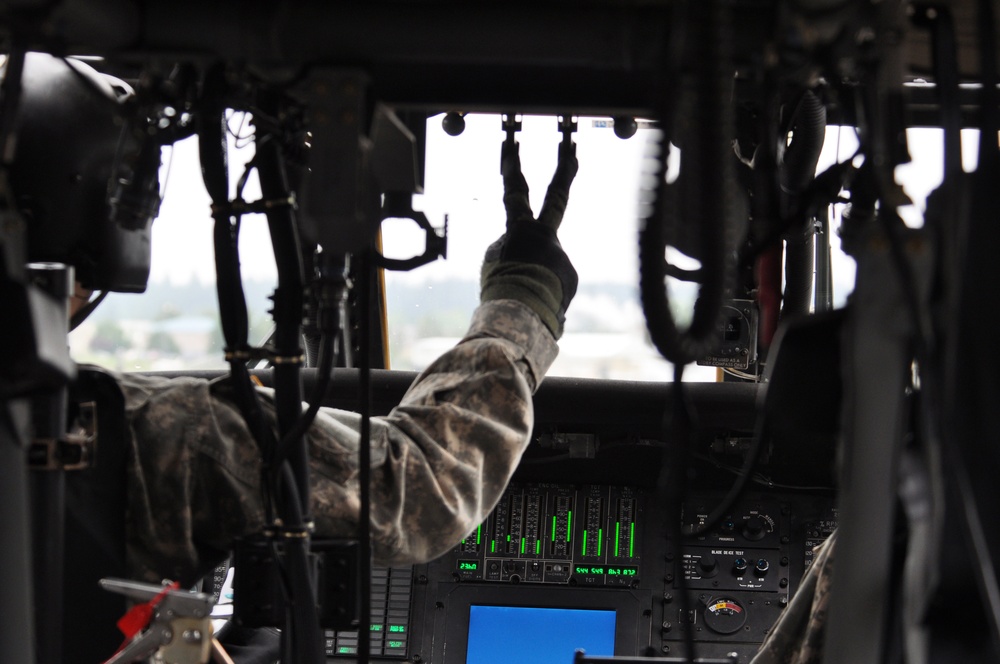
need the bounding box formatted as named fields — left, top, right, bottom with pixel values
left=742, top=515, right=768, bottom=541
left=754, top=558, right=770, bottom=577
left=698, top=554, right=719, bottom=578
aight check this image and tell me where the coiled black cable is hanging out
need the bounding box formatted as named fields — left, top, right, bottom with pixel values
left=639, top=0, right=739, bottom=366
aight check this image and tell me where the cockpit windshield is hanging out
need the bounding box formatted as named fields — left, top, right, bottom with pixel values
left=68, top=114, right=969, bottom=380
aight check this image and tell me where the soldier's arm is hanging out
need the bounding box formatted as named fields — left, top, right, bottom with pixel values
left=119, top=299, right=556, bottom=583
left=308, top=299, right=558, bottom=565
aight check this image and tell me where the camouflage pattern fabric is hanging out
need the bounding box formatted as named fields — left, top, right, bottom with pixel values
left=751, top=530, right=837, bottom=664
left=115, top=299, right=558, bottom=585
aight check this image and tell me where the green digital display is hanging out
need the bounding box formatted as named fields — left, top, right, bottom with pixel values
left=389, top=625, right=406, bottom=634
left=575, top=566, right=605, bottom=575
left=458, top=560, right=479, bottom=571
left=573, top=565, right=637, bottom=578
left=606, top=566, right=638, bottom=577
left=388, top=640, right=404, bottom=649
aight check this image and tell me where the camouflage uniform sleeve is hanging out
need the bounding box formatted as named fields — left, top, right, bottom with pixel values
left=750, top=529, right=837, bottom=664
left=118, top=299, right=557, bottom=583
left=308, top=299, right=558, bottom=565
left=116, top=372, right=270, bottom=584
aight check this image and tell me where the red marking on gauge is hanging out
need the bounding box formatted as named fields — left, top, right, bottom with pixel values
left=708, top=601, right=743, bottom=614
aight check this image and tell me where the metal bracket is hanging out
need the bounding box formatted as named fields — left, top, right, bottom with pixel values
left=28, top=401, right=96, bottom=471
left=502, top=113, right=522, bottom=142
left=500, top=113, right=522, bottom=173
left=558, top=114, right=578, bottom=142
left=373, top=193, right=447, bottom=272
left=291, top=68, right=375, bottom=254
left=100, top=578, right=215, bottom=664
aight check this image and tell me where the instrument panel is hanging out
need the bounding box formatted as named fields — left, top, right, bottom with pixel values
left=161, top=369, right=837, bottom=663
left=318, top=486, right=836, bottom=663
left=307, top=371, right=838, bottom=663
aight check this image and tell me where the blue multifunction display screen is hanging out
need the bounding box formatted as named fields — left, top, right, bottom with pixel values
left=466, top=605, right=616, bottom=664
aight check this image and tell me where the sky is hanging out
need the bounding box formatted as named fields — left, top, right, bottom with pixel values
left=150, top=112, right=655, bottom=288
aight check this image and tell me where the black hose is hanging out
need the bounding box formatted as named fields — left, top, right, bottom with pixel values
left=255, top=118, right=309, bottom=516
left=814, top=207, right=834, bottom=312
left=272, top=331, right=336, bottom=468
left=695, top=391, right=769, bottom=537
left=198, top=70, right=275, bottom=483
left=780, top=91, right=827, bottom=196
left=781, top=91, right=827, bottom=318
left=783, top=232, right=815, bottom=318
left=199, top=73, right=319, bottom=660
left=254, top=99, right=325, bottom=663
left=202, top=110, right=247, bottom=343
left=659, top=363, right=697, bottom=664
left=272, top=256, right=346, bottom=468
left=276, top=463, right=325, bottom=664
left=639, top=8, right=736, bottom=664
left=0, top=46, right=26, bottom=168
left=639, top=0, right=739, bottom=365
left=303, top=329, right=322, bottom=367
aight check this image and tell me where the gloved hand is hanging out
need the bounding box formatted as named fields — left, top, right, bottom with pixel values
left=481, top=139, right=579, bottom=339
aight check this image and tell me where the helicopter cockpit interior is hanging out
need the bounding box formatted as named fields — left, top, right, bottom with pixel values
left=2, top=1, right=999, bottom=663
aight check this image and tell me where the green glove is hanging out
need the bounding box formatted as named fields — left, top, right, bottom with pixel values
left=481, top=139, right=579, bottom=339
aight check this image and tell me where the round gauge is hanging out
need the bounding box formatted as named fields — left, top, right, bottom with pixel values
left=703, top=597, right=747, bottom=635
